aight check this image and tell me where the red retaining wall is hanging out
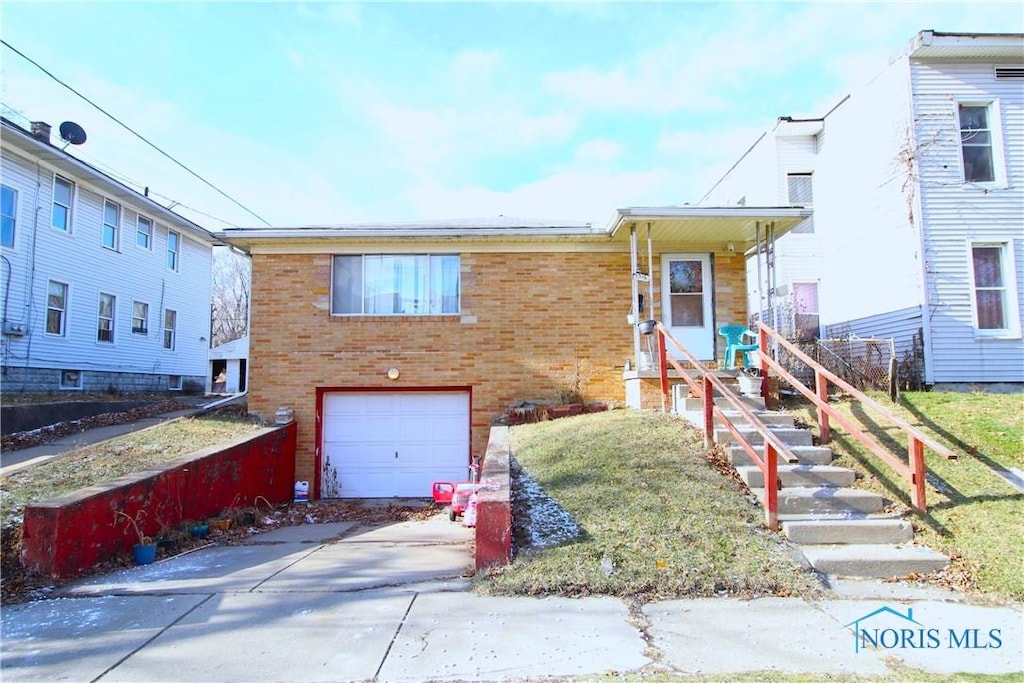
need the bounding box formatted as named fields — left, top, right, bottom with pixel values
left=475, top=425, right=512, bottom=570
left=21, top=422, right=297, bottom=579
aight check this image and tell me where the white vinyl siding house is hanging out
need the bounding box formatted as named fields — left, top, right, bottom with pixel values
left=0, top=117, right=220, bottom=393
left=703, top=31, right=1024, bottom=386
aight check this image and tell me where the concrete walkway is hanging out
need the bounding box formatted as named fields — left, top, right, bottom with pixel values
left=2, top=514, right=1021, bottom=682
left=1, top=402, right=210, bottom=475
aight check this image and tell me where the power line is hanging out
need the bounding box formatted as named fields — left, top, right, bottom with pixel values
left=1, top=39, right=273, bottom=227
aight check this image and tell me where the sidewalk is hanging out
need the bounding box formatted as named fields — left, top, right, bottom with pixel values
left=2, top=514, right=1021, bottom=682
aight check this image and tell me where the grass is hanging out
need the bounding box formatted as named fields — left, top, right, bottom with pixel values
left=478, top=410, right=822, bottom=600
left=1, top=415, right=267, bottom=529
left=782, top=390, right=1024, bottom=602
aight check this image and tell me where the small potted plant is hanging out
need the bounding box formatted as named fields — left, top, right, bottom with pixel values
left=189, top=521, right=210, bottom=539
left=637, top=319, right=658, bottom=335
left=114, top=509, right=157, bottom=565
left=737, top=369, right=763, bottom=396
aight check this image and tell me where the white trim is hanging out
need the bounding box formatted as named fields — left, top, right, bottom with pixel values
left=660, top=252, right=715, bottom=360
left=967, top=240, right=1021, bottom=339
left=168, top=374, right=183, bottom=391
left=329, top=253, right=461, bottom=317
left=163, top=308, right=177, bottom=350
left=955, top=98, right=1008, bottom=188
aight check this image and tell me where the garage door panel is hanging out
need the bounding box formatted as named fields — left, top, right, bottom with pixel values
left=321, top=391, right=470, bottom=498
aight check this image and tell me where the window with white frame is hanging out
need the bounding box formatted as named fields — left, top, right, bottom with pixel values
left=970, top=242, right=1020, bottom=336
left=97, top=292, right=116, bottom=342
left=102, top=200, right=120, bottom=249
left=60, top=369, right=83, bottom=390
left=331, top=254, right=460, bottom=315
left=52, top=175, right=74, bottom=231
left=167, top=230, right=180, bottom=271
left=1, top=184, right=16, bottom=248
left=168, top=375, right=182, bottom=391
left=958, top=102, right=1004, bottom=184
left=132, top=300, right=149, bottom=334
left=163, top=309, right=176, bottom=349
left=46, top=280, right=68, bottom=335
left=137, top=215, right=153, bottom=249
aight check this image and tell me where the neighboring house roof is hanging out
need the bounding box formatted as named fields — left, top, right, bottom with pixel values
left=219, top=207, right=813, bottom=251
left=0, top=117, right=221, bottom=247
left=906, top=30, right=1024, bottom=60
left=209, top=335, right=249, bottom=361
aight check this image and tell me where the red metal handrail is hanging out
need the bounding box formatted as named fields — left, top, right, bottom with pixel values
left=756, top=323, right=955, bottom=512
left=655, top=322, right=795, bottom=531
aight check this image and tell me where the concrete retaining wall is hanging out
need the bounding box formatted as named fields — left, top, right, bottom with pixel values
left=20, top=422, right=297, bottom=579
left=2, top=400, right=153, bottom=435
left=475, top=425, right=512, bottom=570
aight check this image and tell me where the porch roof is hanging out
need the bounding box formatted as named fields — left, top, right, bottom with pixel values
left=606, top=206, right=812, bottom=245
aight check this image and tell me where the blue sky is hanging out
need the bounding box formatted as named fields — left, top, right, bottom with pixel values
left=2, top=1, right=1022, bottom=230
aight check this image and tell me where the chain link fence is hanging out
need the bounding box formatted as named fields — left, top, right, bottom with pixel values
left=776, top=336, right=906, bottom=397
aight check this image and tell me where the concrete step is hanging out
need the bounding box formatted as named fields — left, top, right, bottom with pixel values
left=678, top=395, right=766, bottom=412
left=729, top=445, right=833, bottom=466
left=736, top=464, right=856, bottom=489
left=715, top=425, right=814, bottom=447
left=680, top=409, right=794, bottom=428
left=799, top=544, right=949, bottom=579
left=783, top=519, right=914, bottom=545
left=753, top=487, right=885, bottom=515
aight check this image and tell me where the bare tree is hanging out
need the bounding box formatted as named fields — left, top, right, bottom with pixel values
left=210, top=248, right=250, bottom=347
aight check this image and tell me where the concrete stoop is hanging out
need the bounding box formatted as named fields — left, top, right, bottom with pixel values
left=675, top=392, right=949, bottom=580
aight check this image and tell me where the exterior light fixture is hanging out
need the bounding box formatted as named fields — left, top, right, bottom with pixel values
left=387, top=368, right=400, bottom=380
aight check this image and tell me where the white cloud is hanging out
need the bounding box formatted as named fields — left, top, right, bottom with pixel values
left=573, top=139, right=625, bottom=165
left=447, top=49, right=502, bottom=91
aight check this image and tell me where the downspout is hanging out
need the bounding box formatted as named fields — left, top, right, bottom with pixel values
left=22, top=161, right=44, bottom=384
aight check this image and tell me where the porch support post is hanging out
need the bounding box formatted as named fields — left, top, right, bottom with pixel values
left=646, top=221, right=655, bottom=323
left=629, top=224, right=640, bottom=370
left=755, top=221, right=763, bottom=327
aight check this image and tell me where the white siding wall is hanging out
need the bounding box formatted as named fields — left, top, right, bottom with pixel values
left=0, top=148, right=214, bottom=384
left=815, top=56, right=922, bottom=326
left=911, top=60, right=1024, bottom=383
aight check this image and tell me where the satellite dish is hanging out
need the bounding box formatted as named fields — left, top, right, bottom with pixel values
left=58, top=121, right=87, bottom=146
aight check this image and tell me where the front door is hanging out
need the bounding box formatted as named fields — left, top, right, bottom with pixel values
left=661, top=253, right=715, bottom=361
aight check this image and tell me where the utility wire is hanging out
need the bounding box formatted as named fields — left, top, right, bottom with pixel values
left=1, top=39, right=273, bottom=227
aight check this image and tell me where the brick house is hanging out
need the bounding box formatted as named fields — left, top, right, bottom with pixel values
left=220, top=207, right=808, bottom=499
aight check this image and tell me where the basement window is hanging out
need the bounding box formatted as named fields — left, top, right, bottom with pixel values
left=331, top=254, right=460, bottom=316
left=60, top=369, right=83, bottom=390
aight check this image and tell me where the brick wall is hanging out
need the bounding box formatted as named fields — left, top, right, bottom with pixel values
left=248, top=247, right=747, bottom=487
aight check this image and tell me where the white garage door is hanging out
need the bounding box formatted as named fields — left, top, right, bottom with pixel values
left=321, top=391, right=470, bottom=498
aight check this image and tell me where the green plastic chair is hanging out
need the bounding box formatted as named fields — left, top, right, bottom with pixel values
left=719, top=325, right=759, bottom=369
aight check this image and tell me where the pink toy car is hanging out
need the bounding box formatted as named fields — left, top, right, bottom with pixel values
left=432, top=481, right=482, bottom=522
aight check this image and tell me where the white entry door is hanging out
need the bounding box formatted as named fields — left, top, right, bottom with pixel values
left=661, top=253, right=715, bottom=361
left=321, top=391, right=470, bottom=498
